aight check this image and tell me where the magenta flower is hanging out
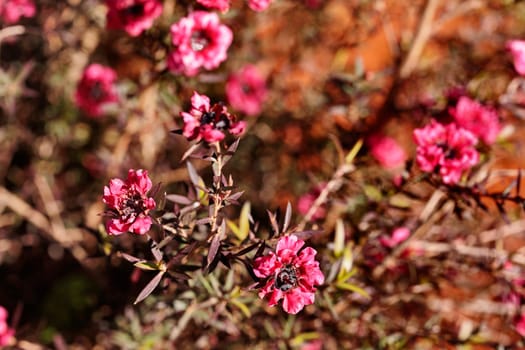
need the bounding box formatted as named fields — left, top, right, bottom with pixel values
left=413, top=120, right=479, bottom=184
left=179, top=91, right=246, bottom=143
left=507, top=40, right=525, bottom=76
left=248, top=0, right=271, bottom=11
left=379, top=227, right=410, bottom=248
left=226, top=65, right=267, bottom=116
left=105, top=0, right=162, bottom=37
left=449, top=96, right=500, bottom=145
left=253, top=235, right=324, bottom=314
left=168, top=11, right=233, bottom=76
left=366, top=134, right=407, bottom=169
left=516, top=313, right=525, bottom=337
left=196, top=0, right=230, bottom=12
left=0, top=306, right=14, bottom=347
left=0, top=0, right=35, bottom=24
left=103, top=169, right=156, bottom=235
left=297, top=183, right=326, bottom=221
left=74, top=64, right=119, bottom=117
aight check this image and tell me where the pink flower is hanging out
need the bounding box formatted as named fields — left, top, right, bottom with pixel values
left=226, top=65, right=267, bottom=116
left=366, top=134, right=407, bottom=169
left=297, top=183, right=326, bottom=220
left=74, top=64, right=119, bottom=117
left=168, top=11, right=233, bottom=76
left=248, top=0, right=271, bottom=11
left=379, top=227, right=410, bottom=248
left=253, top=235, right=324, bottom=314
left=413, top=120, right=479, bottom=184
left=516, top=313, right=525, bottom=337
left=0, top=306, right=14, bottom=347
left=507, top=40, right=525, bottom=76
left=196, top=0, right=230, bottom=12
left=449, top=96, right=500, bottom=145
left=103, top=169, right=156, bottom=235
left=178, top=91, right=246, bottom=143
left=105, top=0, right=162, bottom=37
left=0, top=0, right=35, bottom=24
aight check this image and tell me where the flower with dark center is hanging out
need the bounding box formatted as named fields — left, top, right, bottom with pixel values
left=413, top=119, right=479, bottom=184
left=168, top=11, right=233, bottom=76
left=253, top=235, right=324, bottom=314
left=103, top=169, right=156, bottom=235
left=178, top=91, right=246, bottom=143
left=75, top=64, right=118, bottom=117
left=106, top=0, right=162, bottom=37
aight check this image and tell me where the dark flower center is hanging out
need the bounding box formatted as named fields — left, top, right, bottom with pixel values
left=90, top=81, right=106, bottom=101
left=120, top=191, right=147, bottom=221
left=191, top=31, right=209, bottom=52
left=275, top=265, right=298, bottom=292
left=124, top=4, right=144, bottom=17
left=201, top=111, right=216, bottom=125
left=437, top=142, right=457, bottom=160
left=200, top=106, right=231, bottom=130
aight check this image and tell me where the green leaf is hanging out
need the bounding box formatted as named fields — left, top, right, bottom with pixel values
left=335, top=282, right=370, bottom=298
left=238, top=201, right=251, bottom=241
left=134, top=261, right=161, bottom=271
left=334, top=219, right=345, bottom=258
left=345, top=139, right=363, bottom=164
left=229, top=299, right=251, bottom=318
left=290, top=332, right=320, bottom=347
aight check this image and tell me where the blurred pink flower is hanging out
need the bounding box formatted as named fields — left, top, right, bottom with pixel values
left=248, top=0, right=271, bottom=11
left=179, top=91, right=246, bottom=143
left=74, top=64, right=118, bottom=117
left=168, top=11, right=233, bottom=76
left=103, top=169, right=156, bottom=235
left=297, top=183, right=326, bottom=220
left=516, top=313, right=525, bottom=336
left=366, top=134, right=407, bottom=169
left=0, top=0, right=35, bottom=24
left=300, top=340, right=322, bottom=350
left=0, top=306, right=14, bottom=347
left=105, top=0, right=162, bottom=37
left=253, top=235, right=324, bottom=314
left=507, top=40, right=525, bottom=76
left=449, top=96, right=500, bottom=145
left=226, top=65, right=267, bottom=116
left=379, top=227, right=410, bottom=248
left=196, top=0, right=230, bottom=12
left=413, top=120, right=479, bottom=184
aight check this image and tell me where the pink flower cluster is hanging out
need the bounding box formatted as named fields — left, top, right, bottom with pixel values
left=253, top=235, right=324, bottom=314
left=0, top=0, right=35, bottom=24
left=226, top=65, right=267, bottom=116
left=103, top=169, right=156, bottom=235
left=179, top=91, right=246, bottom=143
left=168, top=11, right=233, bottom=76
left=449, top=96, right=500, bottom=145
left=413, top=120, right=479, bottom=184
left=507, top=40, right=525, bottom=76
left=105, top=0, right=162, bottom=37
left=74, top=64, right=119, bottom=117
left=366, top=134, right=407, bottom=169
left=0, top=307, right=14, bottom=347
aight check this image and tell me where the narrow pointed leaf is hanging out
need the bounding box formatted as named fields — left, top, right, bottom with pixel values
left=134, top=271, right=165, bottom=304
left=282, top=202, right=292, bottom=233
